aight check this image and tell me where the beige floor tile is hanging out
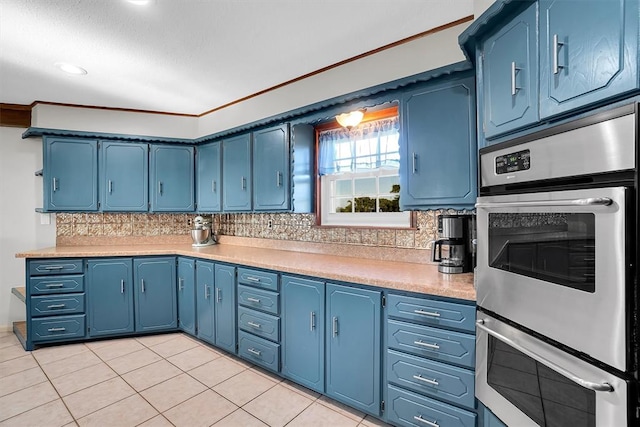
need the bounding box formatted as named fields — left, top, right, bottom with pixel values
left=0, top=344, right=29, bottom=363
left=121, top=359, right=182, bottom=392
left=0, top=334, right=21, bottom=350
left=32, top=343, right=88, bottom=365
left=62, top=423, right=79, bottom=427
left=213, top=409, right=268, bottom=427
left=137, top=415, right=174, bottom=427
left=164, top=389, right=237, bottom=427
left=51, top=362, right=118, bottom=396
left=281, top=380, right=322, bottom=400
left=187, top=357, right=246, bottom=387
left=40, top=350, right=103, bottom=379
left=90, top=338, right=145, bottom=361
left=167, top=345, right=221, bottom=371
left=135, top=332, right=183, bottom=348
left=252, top=365, right=284, bottom=383
left=213, top=370, right=277, bottom=406
left=288, top=402, right=360, bottom=427
left=62, top=377, right=136, bottom=419
left=244, top=384, right=314, bottom=427
left=0, top=399, right=73, bottom=427
left=77, top=394, right=159, bottom=427
left=0, top=355, right=38, bottom=379
left=140, top=373, right=207, bottom=412
left=106, top=347, right=162, bottom=375
left=0, top=382, right=59, bottom=422
left=0, top=366, right=47, bottom=397
left=317, top=395, right=366, bottom=422
left=359, top=415, right=393, bottom=426
left=149, top=335, right=200, bottom=358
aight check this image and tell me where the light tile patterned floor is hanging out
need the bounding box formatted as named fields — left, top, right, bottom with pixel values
left=0, top=331, right=391, bottom=426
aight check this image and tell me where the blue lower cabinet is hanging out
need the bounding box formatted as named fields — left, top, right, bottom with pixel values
left=281, top=275, right=325, bottom=393
left=214, top=264, right=236, bottom=353
left=326, top=283, right=381, bottom=416
left=31, top=294, right=85, bottom=317
left=31, top=315, right=86, bottom=342
left=196, top=260, right=215, bottom=345
left=238, top=330, right=280, bottom=372
left=87, top=258, right=134, bottom=337
left=387, top=384, right=476, bottom=427
left=133, top=257, right=177, bottom=332
left=237, top=285, right=279, bottom=315
left=177, top=258, right=196, bottom=336
left=238, top=306, right=280, bottom=342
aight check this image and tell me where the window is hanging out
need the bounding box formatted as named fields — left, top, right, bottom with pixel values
left=317, top=109, right=411, bottom=227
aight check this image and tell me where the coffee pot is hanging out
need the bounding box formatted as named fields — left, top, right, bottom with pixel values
left=432, top=214, right=475, bottom=274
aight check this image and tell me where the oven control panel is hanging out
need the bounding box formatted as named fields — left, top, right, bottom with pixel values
left=495, top=149, right=530, bottom=174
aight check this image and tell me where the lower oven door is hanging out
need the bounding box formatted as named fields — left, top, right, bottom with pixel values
left=476, top=311, right=629, bottom=427
left=476, top=186, right=629, bottom=371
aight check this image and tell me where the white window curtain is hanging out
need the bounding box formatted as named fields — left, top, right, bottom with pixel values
left=318, top=116, right=400, bottom=176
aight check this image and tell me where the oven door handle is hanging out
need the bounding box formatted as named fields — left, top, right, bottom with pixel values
left=476, top=319, right=613, bottom=392
left=475, top=197, right=613, bottom=209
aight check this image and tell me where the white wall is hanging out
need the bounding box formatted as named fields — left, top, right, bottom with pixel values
left=0, top=127, right=56, bottom=331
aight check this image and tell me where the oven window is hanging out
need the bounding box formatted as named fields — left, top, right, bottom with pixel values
left=488, top=213, right=595, bottom=292
left=487, top=336, right=596, bottom=426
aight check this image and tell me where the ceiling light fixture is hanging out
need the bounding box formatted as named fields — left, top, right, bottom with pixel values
left=336, top=110, right=365, bottom=128
left=55, top=62, right=88, bottom=75
left=127, top=0, right=151, bottom=5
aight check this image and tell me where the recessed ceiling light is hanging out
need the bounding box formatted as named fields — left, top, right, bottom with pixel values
left=55, top=62, right=88, bottom=75
left=127, top=0, right=151, bottom=5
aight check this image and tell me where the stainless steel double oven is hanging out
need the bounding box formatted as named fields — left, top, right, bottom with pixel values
left=475, top=103, right=639, bottom=426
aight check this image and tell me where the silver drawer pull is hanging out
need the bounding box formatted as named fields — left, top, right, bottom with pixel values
left=121, top=279, right=125, bottom=294
left=414, top=340, right=440, bottom=350
left=178, top=277, right=184, bottom=291
left=44, top=266, right=64, bottom=270
left=414, top=415, right=439, bottom=427
left=247, top=348, right=261, bottom=357
left=45, top=283, right=65, bottom=288
left=245, top=276, right=261, bottom=283
left=247, top=297, right=261, bottom=303
left=414, top=309, right=440, bottom=318
left=47, top=327, right=66, bottom=332
left=47, top=304, right=66, bottom=309
left=247, top=321, right=261, bottom=329
left=310, top=311, right=316, bottom=331
left=332, top=316, right=339, bottom=337
left=216, top=288, right=222, bottom=303
left=141, top=279, right=146, bottom=293
left=413, top=374, right=439, bottom=386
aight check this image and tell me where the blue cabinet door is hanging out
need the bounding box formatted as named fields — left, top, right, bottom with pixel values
left=87, top=258, right=134, bottom=337
left=326, top=283, right=381, bottom=416
left=196, top=260, right=215, bottom=344
left=150, top=145, right=195, bottom=212
left=177, top=258, right=196, bottom=336
left=253, top=124, right=290, bottom=211
left=133, top=257, right=177, bottom=332
left=282, top=275, right=324, bottom=393
left=540, top=0, right=639, bottom=118
left=481, top=2, right=538, bottom=139
left=100, top=141, right=148, bottom=211
left=196, top=142, right=222, bottom=212
left=214, top=264, right=236, bottom=353
left=44, top=137, right=98, bottom=211
left=222, top=134, right=252, bottom=211
left=399, top=77, right=477, bottom=210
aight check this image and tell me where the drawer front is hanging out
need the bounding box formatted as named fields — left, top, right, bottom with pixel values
left=387, top=294, right=475, bottom=333
left=29, top=260, right=84, bottom=276
left=387, top=384, right=476, bottom=427
left=238, top=306, right=280, bottom=342
left=387, top=319, right=475, bottom=369
left=238, top=285, right=279, bottom=315
left=30, top=294, right=85, bottom=317
left=29, top=275, right=85, bottom=295
left=238, top=268, right=279, bottom=291
left=387, top=349, right=475, bottom=409
left=238, top=330, right=280, bottom=372
left=31, top=314, right=86, bottom=342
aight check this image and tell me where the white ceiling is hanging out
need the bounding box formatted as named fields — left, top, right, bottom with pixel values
left=0, top=0, right=473, bottom=116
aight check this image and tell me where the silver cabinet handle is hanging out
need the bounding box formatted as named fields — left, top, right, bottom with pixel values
left=52, top=177, right=58, bottom=192
left=204, top=285, right=210, bottom=299
left=141, top=279, right=145, bottom=293
left=178, top=278, right=184, bottom=291
left=476, top=197, right=613, bottom=209
left=413, top=374, right=439, bottom=386
left=47, top=327, right=66, bottom=332
left=216, top=288, right=222, bottom=303
left=241, top=176, right=246, bottom=190
left=414, top=309, right=440, bottom=318
left=212, top=180, right=217, bottom=193
left=414, top=340, right=440, bottom=350
left=47, top=304, right=66, bottom=309
left=247, top=348, right=261, bottom=356
left=511, top=61, right=521, bottom=95
left=412, top=153, right=418, bottom=174
left=413, top=415, right=439, bottom=427
left=44, top=266, right=64, bottom=270
left=276, top=171, right=282, bottom=187
left=245, top=276, right=261, bottom=283
left=552, top=34, right=565, bottom=74
left=477, top=319, right=613, bottom=392
left=108, top=179, right=113, bottom=194
left=45, top=283, right=64, bottom=288
left=121, top=279, right=125, bottom=294
left=310, top=311, right=316, bottom=331
left=247, top=321, right=261, bottom=329
left=158, top=181, right=163, bottom=195
left=247, top=297, right=261, bottom=303
left=332, top=316, right=338, bottom=337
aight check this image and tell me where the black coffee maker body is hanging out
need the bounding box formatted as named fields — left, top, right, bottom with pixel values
left=432, top=214, right=475, bottom=274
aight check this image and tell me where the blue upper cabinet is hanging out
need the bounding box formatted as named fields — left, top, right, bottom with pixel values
left=87, top=258, right=134, bottom=337
left=399, top=76, right=477, bottom=210
left=196, top=141, right=222, bottom=213
left=480, top=2, right=538, bottom=138
left=100, top=141, right=148, bottom=212
left=214, top=264, right=236, bottom=353
left=252, top=124, right=290, bottom=211
left=133, top=257, right=177, bottom=332
left=150, top=144, right=195, bottom=212
left=222, top=134, right=252, bottom=212
left=44, top=137, right=98, bottom=211
left=177, top=257, right=196, bottom=336
left=539, top=0, right=639, bottom=118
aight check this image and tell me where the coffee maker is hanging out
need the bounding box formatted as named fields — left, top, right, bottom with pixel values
left=432, top=214, right=475, bottom=274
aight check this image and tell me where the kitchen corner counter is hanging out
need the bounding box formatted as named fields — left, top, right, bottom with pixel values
left=16, top=243, right=476, bottom=301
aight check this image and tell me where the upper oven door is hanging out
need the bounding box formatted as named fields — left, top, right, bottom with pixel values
left=476, top=186, right=628, bottom=371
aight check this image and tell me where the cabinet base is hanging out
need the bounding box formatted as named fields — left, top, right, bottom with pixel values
left=13, top=321, right=27, bottom=350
